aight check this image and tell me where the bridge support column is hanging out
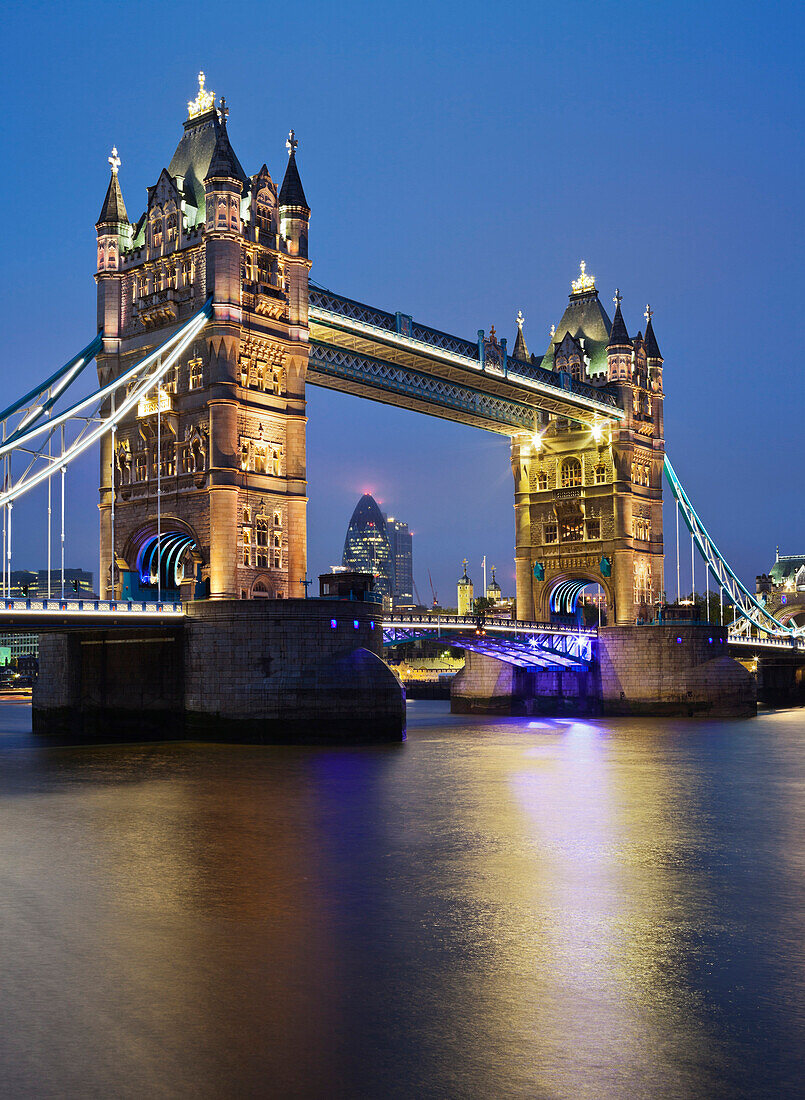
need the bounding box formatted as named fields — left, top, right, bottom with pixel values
left=33, top=600, right=406, bottom=744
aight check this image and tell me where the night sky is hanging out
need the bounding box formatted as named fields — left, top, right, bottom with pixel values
left=1, top=0, right=802, bottom=602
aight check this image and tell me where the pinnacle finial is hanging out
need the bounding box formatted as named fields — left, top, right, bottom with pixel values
left=644, top=303, right=653, bottom=324
left=219, top=96, right=228, bottom=123
left=188, top=70, right=216, bottom=118
left=571, top=260, right=596, bottom=294
left=613, top=288, right=623, bottom=308
left=286, top=129, right=298, bottom=157
left=108, top=146, right=121, bottom=175
left=550, top=323, right=556, bottom=338
left=516, top=309, right=525, bottom=330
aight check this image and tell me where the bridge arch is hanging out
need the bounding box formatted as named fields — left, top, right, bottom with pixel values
left=123, top=517, right=203, bottom=594
left=539, top=570, right=613, bottom=626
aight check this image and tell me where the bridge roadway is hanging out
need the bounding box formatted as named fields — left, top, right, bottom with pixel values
left=308, top=288, right=625, bottom=434
left=0, top=600, right=799, bottom=664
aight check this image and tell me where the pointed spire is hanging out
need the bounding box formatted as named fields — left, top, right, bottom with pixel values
left=608, top=289, right=631, bottom=348
left=644, top=304, right=662, bottom=360
left=279, top=129, right=309, bottom=210
left=97, top=148, right=128, bottom=226
left=512, top=310, right=530, bottom=362
left=205, top=103, right=242, bottom=181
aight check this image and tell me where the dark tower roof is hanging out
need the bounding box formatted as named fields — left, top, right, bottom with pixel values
left=97, top=171, right=128, bottom=226
left=205, top=115, right=242, bottom=182
left=512, top=314, right=530, bottom=362
left=608, top=294, right=631, bottom=349
left=542, top=267, right=612, bottom=378
left=168, top=107, right=248, bottom=211
left=279, top=134, right=309, bottom=210
left=645, top=314, right=662, bottom=360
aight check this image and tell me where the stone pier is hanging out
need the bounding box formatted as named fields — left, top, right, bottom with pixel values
left=33, top=600, right=405, bottom=744
left=451, top=624, right=756, bottom=718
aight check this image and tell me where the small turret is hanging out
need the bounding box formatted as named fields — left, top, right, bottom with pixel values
left=457, top=559, right=474, bottom=616
left=512, top=310, right=530, bottom=362
left=203, top=96, right=244, bottom=311
left=96, top=147, right=132, bottom=338
left=96, top=147, right=131, bottom=273
left=607, top=289, right=632, bottom=382
left=279, top=130, right=310, bottom=259
left=644, top=305, right=662, bottom=363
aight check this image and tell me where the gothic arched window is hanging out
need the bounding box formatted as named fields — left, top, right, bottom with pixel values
left=561, top=458, right=582, bottom=488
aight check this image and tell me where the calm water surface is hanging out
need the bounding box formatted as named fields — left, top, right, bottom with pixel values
left=1, top=700, right=803, bottom=1099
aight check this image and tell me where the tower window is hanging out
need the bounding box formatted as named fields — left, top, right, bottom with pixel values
left=560, top=520, right=584, bottom=542
left=561, top=458, right=583, bottom=488
left=594, top=464, right=606, bottom=484
left=537, top=470, right=548, bottom=491
left=188, top=357, right=203, bottom=390
left=544, top=523, right=558, bottom=544
left=586, top=518, right=601, bottom=539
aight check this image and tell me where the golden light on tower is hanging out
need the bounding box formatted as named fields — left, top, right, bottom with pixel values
left=188, top=71, right=216, bottom=119
left=571, top=260, right=596, bottom=295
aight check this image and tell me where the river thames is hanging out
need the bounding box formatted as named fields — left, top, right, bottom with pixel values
left=1, top=700, right=803, bottom=1098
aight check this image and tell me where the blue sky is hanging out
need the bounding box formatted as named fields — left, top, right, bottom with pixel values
left=0, top=0, right=802, bottom=601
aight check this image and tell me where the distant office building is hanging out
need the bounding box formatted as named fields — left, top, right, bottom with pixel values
left=457, top=559, right=474, bottom=615
left=384, top=514, right=413, bottom=604
left=5, top=568, right=95, bottom=599
left=342, top=494, right=395, bottom=599
left=0, top=633, right=39, bottom=662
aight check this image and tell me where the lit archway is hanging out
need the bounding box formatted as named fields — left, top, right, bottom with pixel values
left=546, top=574, right=610, bottom=627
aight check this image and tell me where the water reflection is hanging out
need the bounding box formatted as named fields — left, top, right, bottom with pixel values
left=0, top=702, right=802, bottom=1097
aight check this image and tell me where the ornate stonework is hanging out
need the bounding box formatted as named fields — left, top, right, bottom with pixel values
left=95, top=79, right=311, bottom=600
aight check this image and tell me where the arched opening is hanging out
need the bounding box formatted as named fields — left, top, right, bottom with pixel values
left=123, top=521, right=201, bottom=601
left=251, top=577, right=274, bottom=598
left=549, top=577, right=608, bottom=628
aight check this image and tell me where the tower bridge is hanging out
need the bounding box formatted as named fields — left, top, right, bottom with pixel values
left=1, top=74, right=802, bottom=738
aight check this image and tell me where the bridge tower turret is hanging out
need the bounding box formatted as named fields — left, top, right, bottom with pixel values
left=96, top=74, right=311, bottom=602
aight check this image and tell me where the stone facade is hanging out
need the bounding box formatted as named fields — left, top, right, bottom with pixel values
left=96, top=77, right=310, bottom=603
left=512, top=272, right=665, bottom=625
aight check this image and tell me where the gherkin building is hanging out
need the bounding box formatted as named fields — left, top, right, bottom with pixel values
left=342, top=494, right=394, bottom=598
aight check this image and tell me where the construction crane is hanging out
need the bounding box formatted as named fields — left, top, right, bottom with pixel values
left=428, top=569, right=439, bottom=608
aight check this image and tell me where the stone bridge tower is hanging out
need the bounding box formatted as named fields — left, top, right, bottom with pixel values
left=511, top=265, right=665, bottom=625
left=95, top=74, right=310, bottom=600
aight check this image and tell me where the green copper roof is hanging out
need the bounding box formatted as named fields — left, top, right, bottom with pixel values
left=542, top=289, right=612, bottom=379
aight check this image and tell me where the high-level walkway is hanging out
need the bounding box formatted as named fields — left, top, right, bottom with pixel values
left=308, top=288, right=624, bottom=434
